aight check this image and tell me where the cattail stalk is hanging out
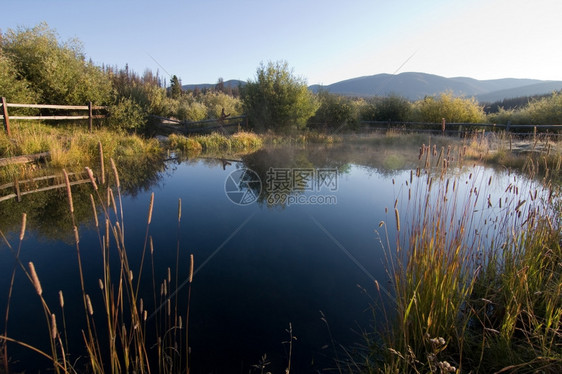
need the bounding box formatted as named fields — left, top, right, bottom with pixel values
left=394, top=208, right=401, bottom=232
left=188, top=254, right=194, bottom=283
left=29, top=262, right=42, bottom=296
left=19, top=213, right=27, bottom=241
left=63, top=169, right=74, bottom=213
left=85, top=167, right=98, bottom=191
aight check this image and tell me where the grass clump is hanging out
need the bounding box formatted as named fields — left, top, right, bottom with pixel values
left=369, top=144, right=562, bottom=373
left=168, top=131, right=263, bottom=154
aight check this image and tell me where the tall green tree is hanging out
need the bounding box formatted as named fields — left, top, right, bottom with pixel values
left=242, top=61, right=318, bottom=132
left=1, top=23, right=112, bottom=105
left=170, top=75, right=182, bottom=99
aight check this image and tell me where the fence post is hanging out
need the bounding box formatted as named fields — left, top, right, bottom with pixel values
left=88, top=101, right=93, bottom=132
left=1, top=97, right=11, bottom=137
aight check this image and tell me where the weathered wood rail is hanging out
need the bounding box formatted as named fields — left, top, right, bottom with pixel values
left=1, top=97, right=107, bottom=135
left=360, top=120, right=562, bottom=137
left=0, top=172, right=91, bottom=203
left=151, top=114, right=248, bottom=135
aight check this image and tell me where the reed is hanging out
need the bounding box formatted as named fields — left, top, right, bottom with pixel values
left=0, top=159, right=196, bottom=373
left=371, top=140, right=561, bottom=373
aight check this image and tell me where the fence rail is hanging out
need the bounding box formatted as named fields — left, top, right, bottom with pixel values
left=1, top=97, right=108, bottom=135
left=151, top=114, right=248, bottom=134
left=359, top=120, right=562, bottom=136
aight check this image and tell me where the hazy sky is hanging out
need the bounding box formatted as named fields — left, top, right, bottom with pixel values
left=2, top=0, right=561, bottom=85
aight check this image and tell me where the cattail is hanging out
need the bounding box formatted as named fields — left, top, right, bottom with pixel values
left=86, top=294, right=94, bottom=315
left=167, top=298, right=171, bottom=316
left=29, top=262, right=42, bottom=296
left=188, top=254, right=194, bottom=283
left=59, top=290, right=64, bottom=308
left=394, top=208, right=401, bottom=232
left=143, top=310, right=147, bottom=321
left=105, top=218, right=110, bottom=249
left=167, top=267, right=171, bottom=283
left=63, top=169, right=74, bottom=213
left=110, top=158, right=120, bottom=189
left=51, top=313, right=58, bottom=339
left=147, top=192, right=154, bottom=225
left=89, top=194, right=99, bottom=228
left=178, top=316, right=183, bottom=329
left=178, top=198, right=182, bottom=222
left=98, top=141, right=105, bottom=185
left=163, top=280, right=167, bottom=295
left=19, top=213, right=27, bottom=241
left=85, top=167, right=98, bottom=191
left=150, top=236, right=154, bottom=255
left=98, top=279, right=104, bottom=290
left=374, top=280, right=380, bottom=293
left=129, top=270, right=134, bottom=282
left=73, top=225, right=80, bottom=244
left=139, top=298, right=144, bottom=314
left=109, top=188, right=117, bottom=216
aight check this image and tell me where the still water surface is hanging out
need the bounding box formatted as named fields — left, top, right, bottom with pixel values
left=0, top=143, right=546, bottom=372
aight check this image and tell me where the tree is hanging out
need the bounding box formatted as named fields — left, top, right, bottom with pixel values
left=170, top=75, right=182, bottom=99
left=242, top=61, right=318, bottom=132
left=1, top=23, right=112, bottom=105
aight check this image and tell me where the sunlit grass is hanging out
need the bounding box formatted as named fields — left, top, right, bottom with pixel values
left=369, top=142, right=561, bottom=373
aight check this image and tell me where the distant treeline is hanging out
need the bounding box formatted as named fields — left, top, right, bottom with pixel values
left=1, top=23, right=561, bottom=134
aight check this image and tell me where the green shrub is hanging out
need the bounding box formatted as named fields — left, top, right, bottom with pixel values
left=106, top=97, right=147, bottom=130
left=242, top=61, right=319, bottom=132
left=412, top=92, right=485, bottom=123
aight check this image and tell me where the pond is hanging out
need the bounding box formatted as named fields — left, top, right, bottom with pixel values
left=0, top=140, right=552, bottom=373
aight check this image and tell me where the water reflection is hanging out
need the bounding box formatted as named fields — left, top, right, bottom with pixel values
left=0, top=141, right=556, bottom=373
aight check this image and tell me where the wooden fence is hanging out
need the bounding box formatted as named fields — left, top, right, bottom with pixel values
left=0, top=171, right=91, bottom=203
left=151, top=114, right=248, bottom=134
left=359, top=120, right=562, bottom=137
left=1, top=97, right=107, bottom=136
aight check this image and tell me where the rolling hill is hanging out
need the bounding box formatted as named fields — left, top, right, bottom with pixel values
left=183, top=73, right=562, bottom=102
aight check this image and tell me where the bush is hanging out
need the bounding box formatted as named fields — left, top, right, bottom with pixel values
left=412, top=92, right=485, bottom=123
left=242, top=61, right=318, bottom=132
left=308, top=91, right=358, bottom=130
left=106, top=97, right=146, bottom=130
left=362, top=95, right=412, bottom=122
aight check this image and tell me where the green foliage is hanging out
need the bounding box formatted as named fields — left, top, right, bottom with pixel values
left=362, top=95, right=412, bottom=122
left=201, top=91, right=242, bottom=119
left=242, top=61, right=318, bottom=132
left=412, top=92, right=485, bottom=123
left=308, top=91, right=358, bottom=130
left=170, top=75, right=182, bottom=99
left=487, top=92, right=562, bottom=126
left=1, top=23, right=112, bottom=106
left=0, top=55, right=39, bottom=105
left=106, top=97, right=147, bottom=130
left=525, top=91, right=562, bottom=125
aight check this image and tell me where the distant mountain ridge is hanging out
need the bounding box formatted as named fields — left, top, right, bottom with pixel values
left=183, top=73, right=562, bottom=102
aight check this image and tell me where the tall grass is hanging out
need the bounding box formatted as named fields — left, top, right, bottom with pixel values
left=1, top=161, right=195, bottom=373
left=168, top=131, right=263, bottom=154
left=0, top=122, right=162, bottom=181
left=371, top=143, right=561, bottom=373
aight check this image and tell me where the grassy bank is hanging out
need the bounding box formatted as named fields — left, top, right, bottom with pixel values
left=0, top=122, right=162, bottom=181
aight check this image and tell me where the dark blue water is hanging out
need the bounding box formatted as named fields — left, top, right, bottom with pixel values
left=0, top=144, right=548, bottom=373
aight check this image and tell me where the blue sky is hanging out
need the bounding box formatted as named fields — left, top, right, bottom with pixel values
left=2, top=0, right=562, bottom=86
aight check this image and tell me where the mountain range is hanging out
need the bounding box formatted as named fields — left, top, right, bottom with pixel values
left=183, top=72, right=562, bottom=103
